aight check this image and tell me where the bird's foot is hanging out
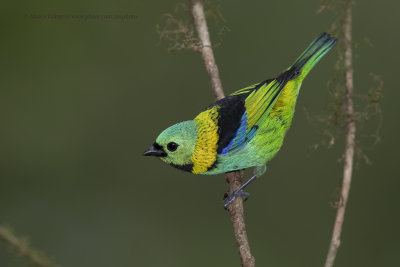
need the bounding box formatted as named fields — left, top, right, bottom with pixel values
left=223, top=189, right=250, bottom=210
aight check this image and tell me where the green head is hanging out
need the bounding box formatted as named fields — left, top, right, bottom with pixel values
left=143, top=120, right=198, bottom=171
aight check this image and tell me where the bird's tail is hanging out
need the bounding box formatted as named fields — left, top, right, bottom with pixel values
left=289, top=33, right=337, bottom=80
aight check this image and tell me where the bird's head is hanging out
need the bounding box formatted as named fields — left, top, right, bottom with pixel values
left=143, top=120, right=198, bottom=170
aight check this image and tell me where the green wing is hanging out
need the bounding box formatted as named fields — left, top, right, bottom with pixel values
left=221, top=33, right=338, bottom=155
left=221, top=78, right=288, bottom=154
left=231, top=78, right=288, bottom=130
left=242, top=79, right=287, bottom=130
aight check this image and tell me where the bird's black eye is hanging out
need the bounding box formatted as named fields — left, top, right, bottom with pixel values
left=167, top=142, right=179, bottom=152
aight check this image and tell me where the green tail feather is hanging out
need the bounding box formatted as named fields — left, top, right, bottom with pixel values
left=290, top=33, right=337, bottom=79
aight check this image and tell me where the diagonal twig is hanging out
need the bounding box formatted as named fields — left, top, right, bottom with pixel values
left=189, top=1, right=255, bottom=266
left=0, top=225, right=60, bottom=267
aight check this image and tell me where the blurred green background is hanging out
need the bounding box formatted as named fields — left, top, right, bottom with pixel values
left=1, top=0, right=398, bottom=266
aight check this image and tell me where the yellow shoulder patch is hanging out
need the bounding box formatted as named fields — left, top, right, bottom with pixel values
left=191, top=106, right=220, bottom=174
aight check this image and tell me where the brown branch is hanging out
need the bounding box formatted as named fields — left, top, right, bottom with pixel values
left=225, top=171, right=256, bottom=267
left=189, top=1, right=255, bottom=266
left=0, top=225, right=60, bottom=267
left=190, top=0, right=225, bottom=100
left=324, top=1, right=355, bottom=266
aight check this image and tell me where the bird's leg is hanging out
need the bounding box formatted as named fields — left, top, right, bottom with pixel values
left=223, top=174, right=257, bottom=210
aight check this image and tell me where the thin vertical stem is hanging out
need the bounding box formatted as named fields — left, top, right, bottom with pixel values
left=324, top=1, right=355, bottom=266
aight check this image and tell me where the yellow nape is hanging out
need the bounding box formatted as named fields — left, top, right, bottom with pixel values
left=269, top=80, right=299, bottom=117
left=191, top=106, right=220, bottom=174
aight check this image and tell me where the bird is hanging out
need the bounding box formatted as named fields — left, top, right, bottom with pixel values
left=143, top=33, right=337, bottom=209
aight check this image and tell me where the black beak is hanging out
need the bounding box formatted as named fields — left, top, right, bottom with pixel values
left=143, top=143, right=167, bottom=157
